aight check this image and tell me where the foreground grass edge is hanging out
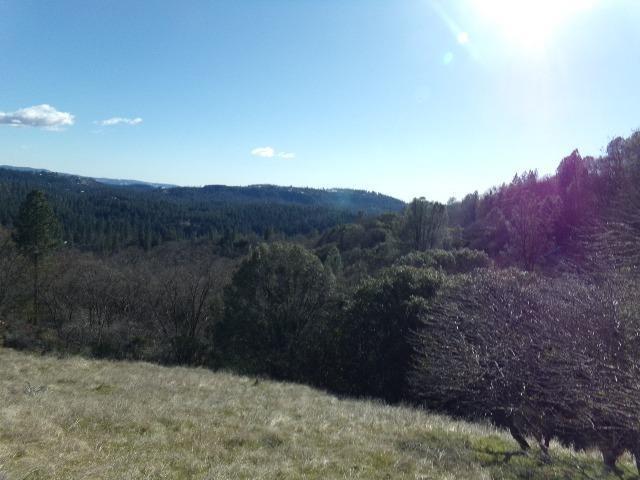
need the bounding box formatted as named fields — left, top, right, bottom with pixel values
left=0, top=348, right=635, bottom=479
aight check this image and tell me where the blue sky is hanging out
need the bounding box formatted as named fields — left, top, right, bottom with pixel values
left=1, top=0, right=639, bottom=201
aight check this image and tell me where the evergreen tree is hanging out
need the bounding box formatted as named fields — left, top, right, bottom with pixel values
left=14, top=190, right=60, bottom=321
left=215, top=243, right=334, bottom=381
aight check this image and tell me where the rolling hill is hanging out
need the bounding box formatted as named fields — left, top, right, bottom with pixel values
left=0, top=348, right=633, bottom=480
left=0, top=166, right=405, bottom=250
left=0, top=166, right=404, bottom=212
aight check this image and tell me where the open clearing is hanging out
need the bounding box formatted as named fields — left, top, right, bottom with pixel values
left=0, top=348, right=635, bottom=479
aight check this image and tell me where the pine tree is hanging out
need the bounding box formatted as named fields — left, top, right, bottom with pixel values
left=14, top=190, right=60, bottom=321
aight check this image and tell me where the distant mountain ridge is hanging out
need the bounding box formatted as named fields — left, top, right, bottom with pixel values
left=0, top=165, right=404, bottom=212
left=0, top=165, right=177, bottom=189
left=0, top=165, right=405, bottom=250
left=163, top=183, right=405, bottom=213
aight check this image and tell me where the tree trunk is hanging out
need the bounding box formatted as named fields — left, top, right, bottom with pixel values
left=33, top=254, right=39, bottom=324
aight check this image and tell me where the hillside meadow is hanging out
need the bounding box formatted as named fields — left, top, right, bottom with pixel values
left=0, top=348, right=635, bottom=480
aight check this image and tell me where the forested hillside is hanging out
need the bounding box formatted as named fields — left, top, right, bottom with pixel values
left=0, top=167, right=404, bottom=250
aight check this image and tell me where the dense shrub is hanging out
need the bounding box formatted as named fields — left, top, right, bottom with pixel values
left=411, top=269, right=640, bottom=471
left=335, top=266, right=443, bottom=402
left=215, top=243, right=335, bottom=382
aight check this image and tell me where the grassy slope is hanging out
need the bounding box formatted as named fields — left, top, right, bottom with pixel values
left=0, top=348, right=635, bottom=480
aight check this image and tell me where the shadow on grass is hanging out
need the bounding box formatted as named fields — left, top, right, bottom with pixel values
left=396, top=431, right=639, bottom=480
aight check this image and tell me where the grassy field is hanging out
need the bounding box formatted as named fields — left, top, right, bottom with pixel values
left=0, top=348, right=636, bottom=479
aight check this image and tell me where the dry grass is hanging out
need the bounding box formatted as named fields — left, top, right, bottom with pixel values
left=0, top=348, right=635, bottom=479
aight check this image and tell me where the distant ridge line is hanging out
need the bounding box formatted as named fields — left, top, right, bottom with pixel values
left=0, top=165, right=404, bottom=203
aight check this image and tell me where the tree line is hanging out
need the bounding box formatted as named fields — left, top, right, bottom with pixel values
left=0, top=169, right=402, bottom=252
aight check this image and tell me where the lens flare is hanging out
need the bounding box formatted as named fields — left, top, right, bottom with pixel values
left=457, top=32, right=470, bottom=45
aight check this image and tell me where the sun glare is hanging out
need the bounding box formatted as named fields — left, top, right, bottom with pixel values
left=469, top=0, right=596, bottom=50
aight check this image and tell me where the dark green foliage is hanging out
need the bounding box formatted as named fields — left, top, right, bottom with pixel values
left=403, top=198, right=448, bottom=251
left=0, top=168, right=403, bottom=252
left=13, top=190, right=60, bottom=320
left=447, top=192, right=479, bottom=229
left=165, top=184, right=405, bottom=214
left=395, top=248, right=490, bottom=274
left=215, top=243, right=335, bottom=381
left=337, top=266, right=443, bottom=402
left=14, top=190, right=60, bottom=260
left=315, top=215, right=404, bottom=281
left=317, top=221, right=391, bottom=252
left=465, top=207, right=510, bottom=259
left=322, top=245, right=343, bottom=277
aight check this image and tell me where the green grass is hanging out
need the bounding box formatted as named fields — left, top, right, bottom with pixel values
left=0, top=348, right=636, bottom=479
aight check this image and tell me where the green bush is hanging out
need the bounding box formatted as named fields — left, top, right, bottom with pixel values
left=215, top=243, right=335, bottom=381
left=336, top=266, right=443, bottom=401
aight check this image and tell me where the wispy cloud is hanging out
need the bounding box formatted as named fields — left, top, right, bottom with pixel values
left=0, top=104, right=74, bottom=130
left=251, top=146, right=296, bottom=159
left=97, top=117, right=143, bottom=126
left=251, top=146, right=275, bottom=158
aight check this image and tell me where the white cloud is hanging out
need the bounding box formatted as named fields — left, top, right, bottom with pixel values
left=251, top=146, right=295, bottom=159
left=98, top=117, right=143, bottom=126
left=0, top=104, right=74, bottom=130
left=251, top=146, right=276, bottom=158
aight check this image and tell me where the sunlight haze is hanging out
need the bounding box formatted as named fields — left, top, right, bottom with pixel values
left=1, top=0, right=639, bottom=201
